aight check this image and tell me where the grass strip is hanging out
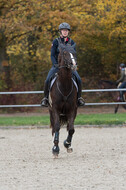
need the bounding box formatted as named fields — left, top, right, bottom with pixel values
left=0, top=113, right=126, bottom=126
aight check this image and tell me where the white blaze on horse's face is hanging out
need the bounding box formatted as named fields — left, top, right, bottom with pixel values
left=69, top=53, right=77, bottom=70
left=69, top=53, right=76, bottom=65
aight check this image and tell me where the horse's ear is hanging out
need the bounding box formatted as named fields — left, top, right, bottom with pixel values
left=59, top=43, right=65, bottom=52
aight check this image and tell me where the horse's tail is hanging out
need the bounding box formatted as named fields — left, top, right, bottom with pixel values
left=59, top=106, right=68, bottom=126
left=59, top=114, right=67, bottom=126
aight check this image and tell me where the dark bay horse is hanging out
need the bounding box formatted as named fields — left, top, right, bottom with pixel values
left=48, top=44, right=78, bottom=157
left=98, top=80, right=126, bottom=113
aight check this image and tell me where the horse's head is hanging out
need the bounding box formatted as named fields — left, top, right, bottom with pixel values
left=58, top=44, right=77, bottom=71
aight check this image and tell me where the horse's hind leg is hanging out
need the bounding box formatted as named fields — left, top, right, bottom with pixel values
left=64, top=123, right=75, bottom=153
left=115, top=104, right=119, bottom=114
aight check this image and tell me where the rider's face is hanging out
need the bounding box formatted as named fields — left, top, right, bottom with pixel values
left=60, top=29, right=69, bottom=37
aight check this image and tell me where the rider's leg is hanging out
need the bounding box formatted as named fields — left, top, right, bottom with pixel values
left=41, top=80, right=49, bottom=107
left=41, top=66, right=58, bottom=107
left=119, top=82, right=126, bottom=101
left=72, top=71, right=85, bottom=106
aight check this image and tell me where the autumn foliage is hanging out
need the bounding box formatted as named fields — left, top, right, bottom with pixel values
left=0, top=0, right=126, bottom=107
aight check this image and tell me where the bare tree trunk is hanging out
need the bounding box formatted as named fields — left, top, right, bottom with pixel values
left=0, top=29, right=11, bottom=89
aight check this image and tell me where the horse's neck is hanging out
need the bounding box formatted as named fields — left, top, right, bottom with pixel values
left=58, top=69, right=72, bottom=87
left=106, top=84, right=115, bottom=89
left=103, top=82, right=118, bottom=100
left=102, top=81, right=115, bottom=89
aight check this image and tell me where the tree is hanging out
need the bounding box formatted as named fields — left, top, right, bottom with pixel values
left=0, top=0, right=126, bottom=93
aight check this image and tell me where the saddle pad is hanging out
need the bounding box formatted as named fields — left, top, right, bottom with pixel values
left=50, top=76, right=57, bottom=90
left=72, top=78, right=78, bottom=92
left=50, top=77, right=78, bottom=92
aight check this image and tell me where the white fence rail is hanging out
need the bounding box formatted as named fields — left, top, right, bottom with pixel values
left=0, top=88, right=126, bottom=108
left=0, top=88, right=126, bottom=95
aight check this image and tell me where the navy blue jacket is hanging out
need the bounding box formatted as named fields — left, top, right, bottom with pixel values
left=51, top=37, right=75, bottom=66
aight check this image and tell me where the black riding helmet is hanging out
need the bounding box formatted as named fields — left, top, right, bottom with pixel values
left=120, top=63, right=125, bottom=68
left=59, top=22, right=70, bottom=31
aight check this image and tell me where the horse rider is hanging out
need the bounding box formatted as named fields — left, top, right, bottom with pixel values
left=41, top=22, right=85, bottom=107
left=116, top=63, right=126, bottom=101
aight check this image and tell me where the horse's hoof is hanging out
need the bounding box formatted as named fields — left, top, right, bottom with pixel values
left=64, top=140, right=73, bottom=153
left=52, top=145, right=60, bottom=155
left=53, top=153, right=59, bottom=159
left=67, top=146, right=73, bottom=153
left=64, top=140, right=71, bottom=149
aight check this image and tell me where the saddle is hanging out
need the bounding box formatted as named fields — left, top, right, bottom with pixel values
left=49, top=74, right=78, bottom=92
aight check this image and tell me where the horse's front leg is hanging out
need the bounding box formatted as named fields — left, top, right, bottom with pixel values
left=64, top=117, right=75, bottom=153
left=52, top=112, right=60, bottom=157
left=53, top=130, right=60, bottom=156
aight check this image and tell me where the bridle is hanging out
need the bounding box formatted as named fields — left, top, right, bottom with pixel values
left=58, top=50, right=77, bottom=70
left=56, top=49, right=76, bottom=100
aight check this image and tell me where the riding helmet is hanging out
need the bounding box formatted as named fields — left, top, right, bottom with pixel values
left=59, top=22, right=70, bottom=31
left=120, top=63, right=125, bottom=68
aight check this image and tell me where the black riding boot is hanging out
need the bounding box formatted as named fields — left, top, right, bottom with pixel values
left=77, top=84, right=85, bottom=107
left=120, top=91, right=124, bottom=101
left=41, top=82, right=49, bottom=107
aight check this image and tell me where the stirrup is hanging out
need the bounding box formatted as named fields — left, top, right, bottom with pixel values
left=78, top=97, right=85, bottom=106
left=41, top=97, right=48, bottom=107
